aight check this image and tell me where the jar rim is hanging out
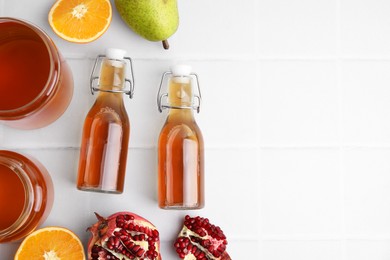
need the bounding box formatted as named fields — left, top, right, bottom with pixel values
left=0, top=155, right=34, bottom=238
left=0, top=17, right=60, bottom=118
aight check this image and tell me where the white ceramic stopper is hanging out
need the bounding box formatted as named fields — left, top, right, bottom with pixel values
left=170, top=64, right=192, bottom=76
left=106, top=48, right=126, bottom=60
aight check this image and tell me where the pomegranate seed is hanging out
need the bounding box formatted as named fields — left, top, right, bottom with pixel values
left=152, top=229, right=159, bottom=237
left=136, top=248, right=144, bottom=257
left=132, top=244, right=140, bottom=252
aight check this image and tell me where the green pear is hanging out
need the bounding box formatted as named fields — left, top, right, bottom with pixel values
left=115, top=0, right=179, bottom=49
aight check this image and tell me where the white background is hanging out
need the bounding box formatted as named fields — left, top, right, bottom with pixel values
left=1, top=0, right=390, bottom=259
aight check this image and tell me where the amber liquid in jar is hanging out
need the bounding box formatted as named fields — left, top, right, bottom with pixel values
left=0, top=18, right=73, bottom=129
left=0, top=164, right=26, bottom=230
left=0, top=37, right=50, bottom=110
left=77, top=58, right=130, bottom=193
left=158, top=77, right=204, bottom=209
left=0, top=150, right=54, bottom=243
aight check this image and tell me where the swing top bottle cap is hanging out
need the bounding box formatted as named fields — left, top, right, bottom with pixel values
left=170, top=64, right=192, bottom=76
left=106, top=48, right=126, bottom=60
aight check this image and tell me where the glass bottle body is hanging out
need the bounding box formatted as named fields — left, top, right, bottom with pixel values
left=158, top=77, right=204, bottom=209
left=77, top=58, right=129, bottom=193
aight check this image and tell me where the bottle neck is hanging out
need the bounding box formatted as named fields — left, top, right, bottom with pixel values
left=167, top=76, right=195, bottom=119
left=96, top=58, right=126, bottom=100
left=168, top=76, right=193, bottom=106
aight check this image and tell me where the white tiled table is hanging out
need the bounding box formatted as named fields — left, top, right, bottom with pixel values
left=2, top=0, right=390, bottom=259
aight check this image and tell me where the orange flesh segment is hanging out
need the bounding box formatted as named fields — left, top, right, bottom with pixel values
left=48, top=0, right=112, bottom=43
left=15, top=227, right=85, bottom=259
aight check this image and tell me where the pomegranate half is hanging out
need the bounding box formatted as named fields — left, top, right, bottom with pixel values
left=87, top=212, right=161, bottom=260
left=174, top=215, right=231, bottom=260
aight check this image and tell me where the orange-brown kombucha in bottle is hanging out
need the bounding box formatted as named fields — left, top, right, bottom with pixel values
left=77, top=49, right=131, bottom=194
left=158, top=65, right=204, bottom=209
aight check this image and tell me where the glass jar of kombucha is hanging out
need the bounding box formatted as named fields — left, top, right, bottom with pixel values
left=0, top=150, right=54, bottom=243
left=157, top=64, right=204, bottom=209
left=0, top=17, right=73, bottom=129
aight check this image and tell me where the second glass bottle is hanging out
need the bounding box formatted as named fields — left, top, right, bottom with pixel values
left=157, top=64, right=204, bottom=209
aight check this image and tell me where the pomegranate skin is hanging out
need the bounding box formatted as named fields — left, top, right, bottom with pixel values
left=174, top=215, right=231, bottom=260
left=87, top=211, right=162, bottom=260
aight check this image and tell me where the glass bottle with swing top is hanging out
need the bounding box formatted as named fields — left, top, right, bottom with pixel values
left=157, top=64, right=204, bottom=209
left=77, top=48, right=134, bottom=194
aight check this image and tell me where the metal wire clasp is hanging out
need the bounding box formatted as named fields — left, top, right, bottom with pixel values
left=157, top=72, right=202, bottom=113
left=90, top=55, right=135, bottom=99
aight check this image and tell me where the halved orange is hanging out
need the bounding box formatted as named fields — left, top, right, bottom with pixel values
left=15, top=226, right=85, bottom=260
left=48, top=0, right=112, bottom=43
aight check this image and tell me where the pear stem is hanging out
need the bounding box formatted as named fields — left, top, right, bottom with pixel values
left=162, top=40, right=170, bottom=50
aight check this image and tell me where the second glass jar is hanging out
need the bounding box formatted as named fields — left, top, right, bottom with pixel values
left=0, top=150, right=54, bottom=243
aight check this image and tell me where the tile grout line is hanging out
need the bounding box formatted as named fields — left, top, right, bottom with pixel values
left=339, top=141, right=347, bottom=258
left=0, top=145, right=258, bottom=151
left=336, top=0, right=348, bottom=258
left=64, top=53, right=390, bottom=62
left=261, top=235, right=390, bottom=241
left=259, top=144, right=390, bottom=149
left=7, top=143, right=390, bottom=151
left=253, top=0, right=264, bottom=258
